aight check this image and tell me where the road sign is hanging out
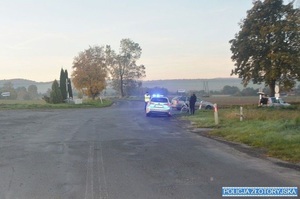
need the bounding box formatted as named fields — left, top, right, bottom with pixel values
left=1, top=92, right=10, bottom=97
left=275, top=85, right=279, bottom=94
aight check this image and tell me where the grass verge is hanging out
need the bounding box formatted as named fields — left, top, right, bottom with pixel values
left=0, top=99, right=113, bottom=110
left=182, top=106, right=300, bottom=163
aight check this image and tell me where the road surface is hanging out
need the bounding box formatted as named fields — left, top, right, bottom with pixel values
left=0, top=100, right=299, bottom=199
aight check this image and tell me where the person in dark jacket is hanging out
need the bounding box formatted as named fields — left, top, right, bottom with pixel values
left=189, top=93, right=197, bottom=115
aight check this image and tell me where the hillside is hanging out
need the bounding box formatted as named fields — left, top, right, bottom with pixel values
left=0, top=79, right=52, bottom=94
left=0, top=78, right=266, bottom=94
left=142, top=78, right=263, bottom=92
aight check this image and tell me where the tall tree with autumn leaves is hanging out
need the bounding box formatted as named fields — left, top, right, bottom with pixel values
left=229, top=0, right=300, bottom=97
left=71, top=39, right=145, bottom=99
left=71, top=46, right=108, bottom=99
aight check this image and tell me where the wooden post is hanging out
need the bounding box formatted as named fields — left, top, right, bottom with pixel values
left=240, top=106, right=243, bottom=121
left=214, top=103, right=219, bottom=125
left=199, top=101, right=203, bottom=110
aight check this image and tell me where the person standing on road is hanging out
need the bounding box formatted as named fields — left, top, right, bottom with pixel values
left=189, top=93, right=197, bottom=115
left=144, top=92, right=150, bottom=111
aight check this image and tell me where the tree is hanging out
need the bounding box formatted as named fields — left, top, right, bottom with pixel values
left=229, top=0, right=300, bottom=97
left=1, top=82, right=17, bottom=99
left=16, top=87, right=29, bottom=100
left=222, top=85, right=240, bottom=95
left=65, top=70, right=73, bottom=99
left=28, top=85, right=38, bottom=100
left=71, top=46, right=107, bottom=99
left=241, top=87, right=259, bottom=96
left=42, top=88, right=52, bottom=103
left=106, top=39, right=146, bottom=97
left=50, top=80, right=63, bottom=104
left=60, top=68, right=67, bottom=101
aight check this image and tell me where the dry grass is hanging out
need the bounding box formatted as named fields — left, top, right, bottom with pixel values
left=183, top=97, right=300, bottom=163
left=0, top=99, right=46, bottom=105
left=0, top=99, right=113, bottom=110
left=207, top=95, right=300, bottom=106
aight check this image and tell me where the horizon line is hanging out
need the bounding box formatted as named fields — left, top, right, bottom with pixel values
left=0, top=77, right=240, bottom=83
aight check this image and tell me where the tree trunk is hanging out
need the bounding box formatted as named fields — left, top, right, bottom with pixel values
left=269, top=81, right=276, bottom=97
left=120, top=78, right=124, bottom=97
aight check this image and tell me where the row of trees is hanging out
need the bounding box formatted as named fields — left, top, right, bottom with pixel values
left=46, top=0, right=300, bottom=100
left=218, top=86, right=265, bottom=96
left=44, top=69, right=73, bottom=104
left=144, top=84, right=300, bottom=97
left=197, top=84, right=300, bottom=96
left=0, top=82, right=38, bottom=100
left=71, top=38, right=145, bottom=99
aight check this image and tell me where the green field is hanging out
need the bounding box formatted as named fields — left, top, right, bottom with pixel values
left=182, top=96, right=300, bottom=163
left=0, top=99, right=113, bottom=110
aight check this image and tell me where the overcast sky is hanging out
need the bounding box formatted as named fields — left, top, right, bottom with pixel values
left=0, top=0, right=294, bottom=82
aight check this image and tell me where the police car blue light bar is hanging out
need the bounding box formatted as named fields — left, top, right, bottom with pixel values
left=151, top=94, right=163, bottom=97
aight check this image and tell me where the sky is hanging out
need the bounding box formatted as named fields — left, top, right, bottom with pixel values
left=0, top=0, right=294, bottom=82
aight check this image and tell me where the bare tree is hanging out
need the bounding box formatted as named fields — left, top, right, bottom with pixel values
left=106, top=39, right=145, bottom=97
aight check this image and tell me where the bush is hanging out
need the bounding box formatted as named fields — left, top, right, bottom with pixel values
left=49, top=80, right=63, bottom=104
left=43, top=96, right=50, bottom=103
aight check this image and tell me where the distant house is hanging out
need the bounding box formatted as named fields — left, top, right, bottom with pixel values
left=177, top=89, right=186, bottom=96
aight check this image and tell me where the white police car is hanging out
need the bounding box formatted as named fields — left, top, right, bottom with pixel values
left=146, top=95, right=171, bottom=117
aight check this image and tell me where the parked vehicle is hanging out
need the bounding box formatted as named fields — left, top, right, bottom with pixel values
left=265, top=97, right=290, bottom=107
left=259, top=95, right=291, bottom=107
left=171, top=96, right=214, bottom=110
left=180, top=102, right=190, bottom=113
left=146, top=96, right=172, bottom=117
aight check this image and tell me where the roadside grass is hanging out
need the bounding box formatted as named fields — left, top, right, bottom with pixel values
left=182, top=106, right=300, bottom=163
left=0, top=99, right=113, bottom=110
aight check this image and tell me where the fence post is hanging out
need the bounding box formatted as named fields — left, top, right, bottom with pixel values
left=240, top=106, right=243, bottom=121
left=199, top=101, right=203, bottom=110
left=214, top=103, right=219, bottom=125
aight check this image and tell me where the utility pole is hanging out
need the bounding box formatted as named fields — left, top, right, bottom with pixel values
left=203, top=80, right=210, bottom=97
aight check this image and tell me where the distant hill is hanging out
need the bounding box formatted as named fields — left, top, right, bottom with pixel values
left=0, top=78, right=267, bottom=94
left=0, top=79, right=52, bottom=94
left=142, top=78, right=264, bottom=92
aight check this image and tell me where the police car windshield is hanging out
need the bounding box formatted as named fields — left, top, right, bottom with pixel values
left=151, top=97, right=168, bottom=103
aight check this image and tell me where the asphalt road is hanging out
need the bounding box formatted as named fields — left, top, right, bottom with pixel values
left=0, top=100, right=299, bottom=199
